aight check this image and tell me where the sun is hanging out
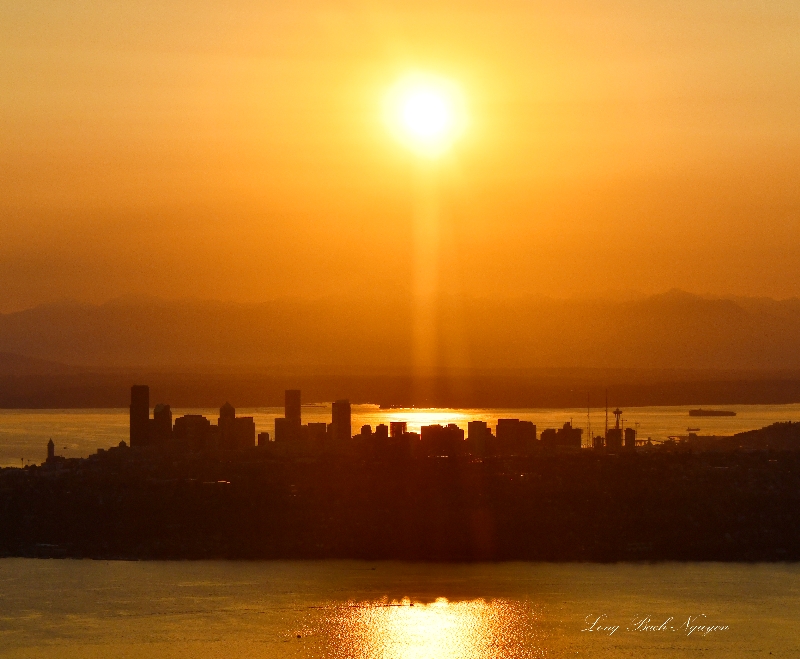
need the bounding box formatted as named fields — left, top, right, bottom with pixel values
left=401, top=89, right=450, bottom=140
left=384, top=73, right=466, bottom=158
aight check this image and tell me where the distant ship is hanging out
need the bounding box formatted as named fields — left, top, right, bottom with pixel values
left=689, top=409, right=736, bottom=417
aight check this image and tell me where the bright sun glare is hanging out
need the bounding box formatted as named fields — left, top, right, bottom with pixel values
left=401, top=90, right=450, bottom=140
left=385, top=73, right=466, bottom=158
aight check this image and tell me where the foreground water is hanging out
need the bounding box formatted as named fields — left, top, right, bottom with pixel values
left=0, top=560, right=797, bottom=658
left=3, top=403, right=800, bottom=467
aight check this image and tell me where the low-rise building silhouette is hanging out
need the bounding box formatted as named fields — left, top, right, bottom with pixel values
left=494, top=419, right=536, bottom=455
left=390, top=421, right=407, bottom=438
left=420, top=424, right=465, bottom=457
left=539, top=421, right=582, bottom=448
left=173, top=414, right=211, bottom=451
left=468, top=420, right=491, bottom=456
left=308, top=422, right=328, bottom=446
left=218, top=402, right=255, bottom=450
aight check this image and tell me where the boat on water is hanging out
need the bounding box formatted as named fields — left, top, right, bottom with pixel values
left=689, top=409, right=736, bottom=417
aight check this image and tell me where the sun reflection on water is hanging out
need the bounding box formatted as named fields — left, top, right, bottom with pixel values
left=318, top=597, right=546, bottom=659
left=380, top=410, right=471, bottom=434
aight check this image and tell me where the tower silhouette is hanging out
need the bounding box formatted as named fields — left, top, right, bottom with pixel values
left=130, top=385, right=150, bottom=447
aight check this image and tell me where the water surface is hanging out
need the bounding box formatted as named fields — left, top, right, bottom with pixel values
left=0, top=560, right=796, bottom=658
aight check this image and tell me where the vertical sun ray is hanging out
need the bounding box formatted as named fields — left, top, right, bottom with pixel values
left=384, top=73, right=468, bottom=402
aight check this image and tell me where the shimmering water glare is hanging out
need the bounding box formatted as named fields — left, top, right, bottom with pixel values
left=1, top=561, right=799, bottom=658
left=4, top=403, right=800, bottom=467
left=318, top=598, right=545, bottom=659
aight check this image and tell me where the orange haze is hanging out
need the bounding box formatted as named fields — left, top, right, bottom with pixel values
left=2, top=1, right=799, bottom=312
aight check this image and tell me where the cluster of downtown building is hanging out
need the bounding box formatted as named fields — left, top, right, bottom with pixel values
left=127, top=385, right=638, bottom=458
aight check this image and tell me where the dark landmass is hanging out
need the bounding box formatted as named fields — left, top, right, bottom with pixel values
left=5, top=367, right=800, bottom=409
left=0, top=352, right=83, bottom=377
left=689, top=408, right=737, bottom=416
left=5, top=290, right=800, bottom=408
left=686, top=421, right=800, bottom=452
left=4, top=422, right=800, bottom=562
left=3, top=290, right=800, bottom=372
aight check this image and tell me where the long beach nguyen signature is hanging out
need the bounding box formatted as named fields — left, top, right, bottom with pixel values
left=581, top=613, right=729, bottom=636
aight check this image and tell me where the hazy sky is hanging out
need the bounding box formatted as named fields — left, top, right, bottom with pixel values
left=2, top=0, right=799, bottom=312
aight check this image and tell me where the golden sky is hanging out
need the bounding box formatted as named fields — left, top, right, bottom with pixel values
left=1, top=1, right=799, bottom=311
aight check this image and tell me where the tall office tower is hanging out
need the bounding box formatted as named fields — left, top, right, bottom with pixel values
left=151, top=403, right=172, bottom=445
left=218, top=402, right=236, bottom=449
left=130, top=385, right=150, bottom=447
left=285, top=390, right=301, bottom=427
left=220, top=401, right=235, bottom=421
left=332, top=399, right=351, bottom=441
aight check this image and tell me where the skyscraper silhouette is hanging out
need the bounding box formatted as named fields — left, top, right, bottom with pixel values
left=151, top=403, right=172, bottom=445
left=130, top=385, right=149, bottom=447
left=332, top=399, right=351, bottom=441
left=219, top=402, right=236, bottom=450
left=285, top=390, right=301, bottom=426
left=275, top=389, right=302, bottom=442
